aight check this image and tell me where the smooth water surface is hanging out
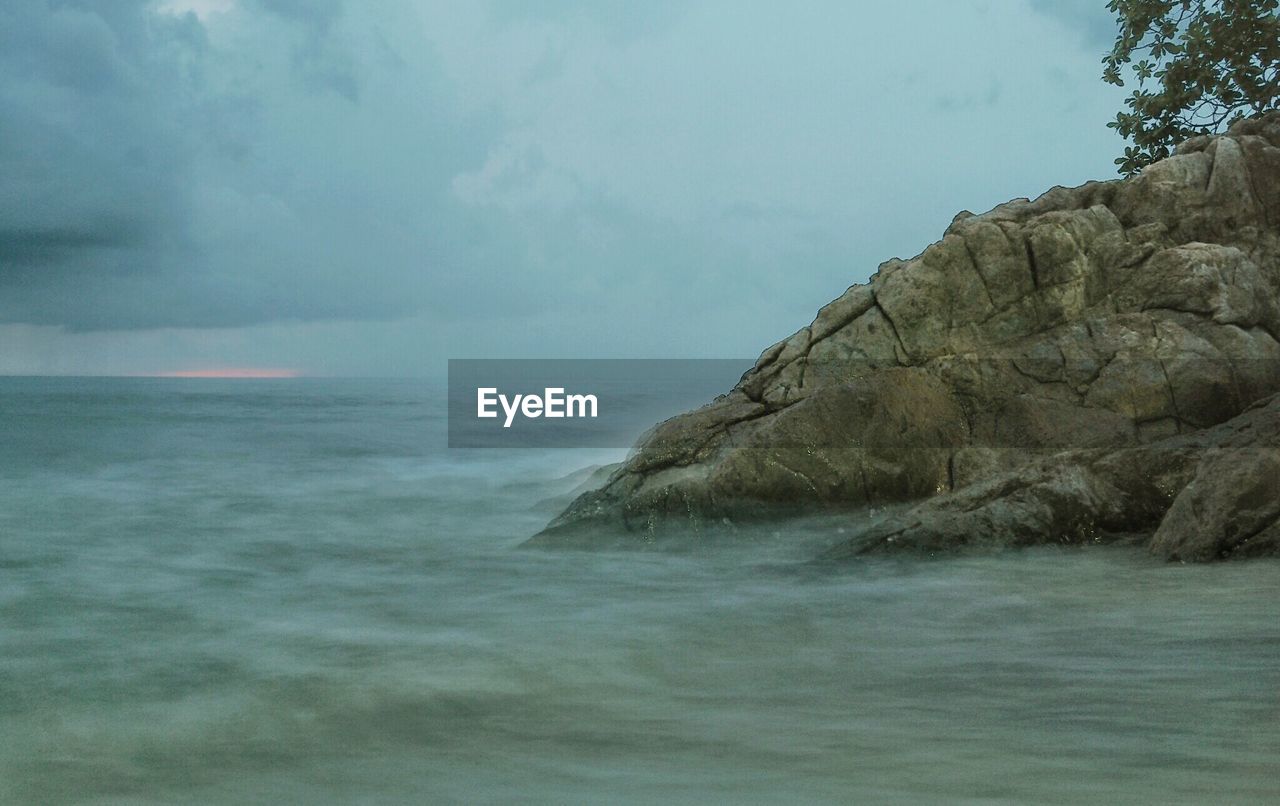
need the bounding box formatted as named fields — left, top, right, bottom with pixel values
left=1, top=378, right=1278, bottom=804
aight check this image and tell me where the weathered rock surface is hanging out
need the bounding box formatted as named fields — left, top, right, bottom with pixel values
left=825, top=394, right=1280, bottom=562
left=531, top=113, right=1280, bottom=560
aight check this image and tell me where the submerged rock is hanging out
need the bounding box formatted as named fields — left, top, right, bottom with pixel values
left=531, top=113, right=1280, bottom=561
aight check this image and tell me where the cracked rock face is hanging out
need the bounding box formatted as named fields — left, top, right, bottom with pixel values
left=531, top=113, right=1280, bottom=560
left=826, top=395, right=1280, bottom=562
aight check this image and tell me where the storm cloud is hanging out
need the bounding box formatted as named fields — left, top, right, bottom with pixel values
left=0, top=0, right=455, bottom=329
left=1, top=1, right=1124, bottom=373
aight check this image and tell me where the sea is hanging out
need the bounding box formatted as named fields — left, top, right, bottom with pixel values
left=1, top=377, right=1278, bottom=804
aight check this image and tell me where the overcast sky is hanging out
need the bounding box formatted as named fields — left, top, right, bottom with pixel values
left=0, top=0, right=1123, bottom=376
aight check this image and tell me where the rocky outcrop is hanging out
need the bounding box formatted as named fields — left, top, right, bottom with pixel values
left=824, top=394, right=1280, bottom=562
left=531, top=113, right=1280, bottom=561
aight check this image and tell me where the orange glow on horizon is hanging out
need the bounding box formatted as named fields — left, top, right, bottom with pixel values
left=153, top=368, right=302, bottom=379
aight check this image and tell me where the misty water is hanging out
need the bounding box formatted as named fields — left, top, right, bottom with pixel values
left=2, top=378, right=1278, bottom=804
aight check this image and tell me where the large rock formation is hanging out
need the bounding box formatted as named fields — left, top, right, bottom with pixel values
left=531, top=113, right=1280, bottom=561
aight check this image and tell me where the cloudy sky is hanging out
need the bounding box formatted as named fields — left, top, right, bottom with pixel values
left=0, top=0, right=1122, bottom=376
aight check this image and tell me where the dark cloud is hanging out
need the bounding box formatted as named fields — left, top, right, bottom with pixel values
left=0, top=0, right=1127, bottom=361
left=0, top=0, right=448, bottom=330
left=0, top=225, right=141, bottom=267
left=0, top=2, right=198, bottom=325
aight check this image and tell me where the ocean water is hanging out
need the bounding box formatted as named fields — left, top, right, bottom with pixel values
left=2, top=377, right=1278, bottom=804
